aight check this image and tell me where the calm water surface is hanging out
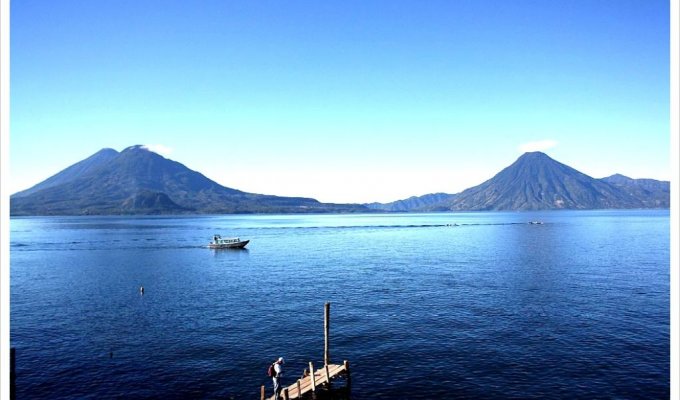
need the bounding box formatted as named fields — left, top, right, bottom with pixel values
left=10, top=211, right=669, bottom=399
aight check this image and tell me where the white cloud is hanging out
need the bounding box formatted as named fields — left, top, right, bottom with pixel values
left=518, top=140, right=558, bottom=153
left=142, top=144, right=173, bottom=157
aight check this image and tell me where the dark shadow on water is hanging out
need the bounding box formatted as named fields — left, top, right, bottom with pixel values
left=313, top=387, right=351, bottom=400
left=289, top=386, right=351, bottom=400
left=210, top=248, right=250, bottom=259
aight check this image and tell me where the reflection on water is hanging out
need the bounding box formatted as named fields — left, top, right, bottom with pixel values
left=211, top=247, right=250, bottom=259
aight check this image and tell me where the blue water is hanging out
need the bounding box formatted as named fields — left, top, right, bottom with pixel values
left=10, top=210, right=669, bottom=399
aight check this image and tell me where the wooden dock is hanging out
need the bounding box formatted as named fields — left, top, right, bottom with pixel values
left=261, top=360, right=350, bottom=400
left=260, top=303, right=351, bottom=400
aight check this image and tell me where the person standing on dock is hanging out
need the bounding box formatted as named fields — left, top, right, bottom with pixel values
left=272, top=357, right=285, bottom=399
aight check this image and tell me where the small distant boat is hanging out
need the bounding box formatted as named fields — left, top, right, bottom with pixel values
left=529, top=221, right=544, bottom=225
left=208, top=235, right=249, bottom=249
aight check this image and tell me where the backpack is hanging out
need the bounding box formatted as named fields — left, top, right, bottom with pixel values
left=267, top=363, right=276, bottom=378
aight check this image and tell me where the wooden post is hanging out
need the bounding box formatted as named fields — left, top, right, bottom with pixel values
left=309, top=362, right=316, bottom=392
left=324, top=364, right=331, bottom=387
left=260, top=384, right=265, bottom=400
left=324, top=302, right=330, bottom=366
left=344, top=360, right=351, bottom=392
left=10, top=347, right=16, bottom=400
left=283, top=388, right=289, bottom=400
left=296, top=379, right=301, bottom=398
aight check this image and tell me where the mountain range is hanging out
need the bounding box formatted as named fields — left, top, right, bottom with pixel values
left=368, top=152, right=669, bottom=211
left=11, top=145, right=369, bottom=215
left=11, top=147, right=669, bottom=216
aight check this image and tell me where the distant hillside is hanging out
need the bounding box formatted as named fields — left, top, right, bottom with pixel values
left=366, top=193, right=456, bottom=211
left=10, top=145, right=369, bottom=215
left=601, top=174, right=670, bottom=208
left=371, top=152, right=669, bottom=212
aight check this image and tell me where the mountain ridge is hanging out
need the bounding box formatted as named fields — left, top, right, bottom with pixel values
left=369, top=152, right=669, bottom=211
left=10, top=145, right=369, bottom=215
left=443, top=151, right=641, bottom=210
left=13, top=148, right=120, bottom=198
left=11, top=148, right=669, bottom=215
left=366, top=193, right=456, bottom=212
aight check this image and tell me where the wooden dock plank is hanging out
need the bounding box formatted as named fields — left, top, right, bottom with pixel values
left=266, top=364, right=346, bottom=400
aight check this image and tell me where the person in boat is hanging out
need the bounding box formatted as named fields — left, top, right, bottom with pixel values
left=272, top=357, right=285, bottom=399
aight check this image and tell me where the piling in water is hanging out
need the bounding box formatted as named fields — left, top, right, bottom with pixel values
left=261, top=303, right=351, bottom=399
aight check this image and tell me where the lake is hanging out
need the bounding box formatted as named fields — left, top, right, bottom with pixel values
left=10, top=210, right=669, bottom=399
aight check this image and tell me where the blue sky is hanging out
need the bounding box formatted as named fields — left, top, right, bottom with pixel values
left=10, top=0, right=671, bottom=203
